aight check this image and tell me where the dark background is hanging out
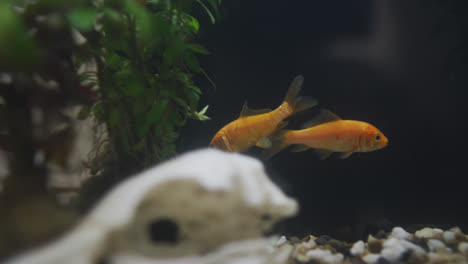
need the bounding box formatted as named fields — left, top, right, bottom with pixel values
left=180, top=0, right=468, bottom=241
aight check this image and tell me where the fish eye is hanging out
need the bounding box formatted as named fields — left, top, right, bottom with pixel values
left=375, top=134, right=381, bottom=141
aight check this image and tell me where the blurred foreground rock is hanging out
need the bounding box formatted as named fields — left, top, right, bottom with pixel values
left=6, top=149, right=298, bottom=264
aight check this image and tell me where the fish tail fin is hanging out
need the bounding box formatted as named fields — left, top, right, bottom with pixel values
left=283, top=75, right=318, bottom=114
left=262, top=130, right=291, bottom=159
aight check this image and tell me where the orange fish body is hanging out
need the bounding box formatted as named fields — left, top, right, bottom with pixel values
left=210, top=102, right=294, bottom=152
left=264, top=110, right=388, bottom=159
left=210, top=75, right=317, bottom=152
left=287, top=120, right=388, bottom=153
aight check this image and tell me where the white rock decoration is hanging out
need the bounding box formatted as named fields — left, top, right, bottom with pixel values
left=6, top=149, right=298, bottom=264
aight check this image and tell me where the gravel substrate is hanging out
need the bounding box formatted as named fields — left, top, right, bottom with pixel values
left=276, top=226, right=468, bottom=264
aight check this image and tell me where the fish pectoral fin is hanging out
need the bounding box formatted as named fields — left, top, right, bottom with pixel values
left=337, top=151, right=353, bottom=159
left=221, top=135, right=234, bottom=152
left=314, top=149, right=333, bottom=160
left=301, top=109, right=342, bottom=129
left=278, top=121, right=289, bottom=129
left=291, top=144, right=310, bottom=152
left=239, top=101, right=272, bottom=117
left=256, top=137, right=272, bottom=149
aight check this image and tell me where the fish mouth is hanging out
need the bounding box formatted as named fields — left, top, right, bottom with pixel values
left=381, top=137, right=389, bottom=148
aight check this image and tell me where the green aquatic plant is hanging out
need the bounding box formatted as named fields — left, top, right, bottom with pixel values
left=74, top=0, right=219, bottom=170
left=0, top=0, right=220, bottom=256
left=73, top=0, right=221, bottom=208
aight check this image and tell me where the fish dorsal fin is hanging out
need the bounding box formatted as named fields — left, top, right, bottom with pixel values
left=256, top=137, right=272, bottom=149
left=239, top=101, right=249, bottom=117
left=239, top=101, right=272, bottom=117
left=301, top=109, right=342, bottom=129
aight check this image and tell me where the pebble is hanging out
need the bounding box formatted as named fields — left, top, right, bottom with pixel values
left=395, top=239, right=426, bottom=257
left=415, top=227, right=438, bottom=239
left=433, top=228, right=444, bottom=236
left=372, top=237, right=425, bottom=263
left=367, top=235, right=383, bottom=253
left=296, top=252, right=308, bottom=263
left=306, top=248, right=343, bottom=264
left=273, top=243, right=294, bottom=263
left=380, top=247, right=403, bottom=262
left=427, top=238, right=451, bottom=253
left=407, top=238, right=429, bottom=252
left=362, top=253, right=380, bottom=264
left=428, top=252, right=467, bottom=263
left=301, top=241, right=313, bottom=249
left=315, top=235, right=332, bottom=245
left=281, top=226, right=468, bottom=264
left=458, top=242, right=468, bottom=255
left=450, top=226, right=463, bottom=234
left=351, top=240, right=365, bottom=256
left=390, top=227, right=410, bottom=240
left=289, top=236, right=301, bottom=244
left=275, top=235, right=287, bottom=247
left=374, top=230, right=388, bottom=239
left=349, top=256, right=367, bottom=264
left=307, top=239, right=317, bottom=248
left=381, top=240, right=405, bottom=262
left=327, top=239, right=348, bottom=255
left=443, top=231, right=457, bottom=245
left=376, top=257, right=391, bottom=264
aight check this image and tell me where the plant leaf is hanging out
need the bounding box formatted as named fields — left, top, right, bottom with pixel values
left=138, top=99, right=169, bottom=137
left=106, top=53, right=121, bottom=70
left=198, top=105, right=209, bottom=115
left=67, top=8, right=97, bottom=31
left=109, top=108, right=120, bottom=128
left=163, top=34, right=186, bottom=64
left=181, top=12, right=199, bottom=34
left=188, top=85, right=202, bottom=94
left=192, top=105, right=210, bottom=121
left=194, top=0, right=216, bottom=24
left=172, top=97, right=189, bottom=109
left=186, top=43, right=210, bottom=55
left=146, top=99, right=169, bottom=125
left=184, top=51, right=201, bottom=73
left=0, top=2, right=38, bottom=70
left=124, top=0, right=152, bottom=40
left=134, top=137, right=146, bottom=151
left=205, top=0, right=220, bottom=20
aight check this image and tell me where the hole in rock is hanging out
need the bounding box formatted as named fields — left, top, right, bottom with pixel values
left=261, top=214, right=272, bottom=221
left=148, top=218, right=180, bottom=244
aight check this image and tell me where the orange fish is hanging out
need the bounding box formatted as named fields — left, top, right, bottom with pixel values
left=210, top=75, right=317, bottom=152
left=263, top=109, right=388, bottom=159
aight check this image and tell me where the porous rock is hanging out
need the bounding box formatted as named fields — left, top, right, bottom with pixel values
left=7, top=149, right=298, bottom=264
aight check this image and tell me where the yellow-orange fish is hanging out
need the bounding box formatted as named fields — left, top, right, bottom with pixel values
left=210, top=75, right=317, bottom=152
left=263, top=109, right=388, bottom=159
